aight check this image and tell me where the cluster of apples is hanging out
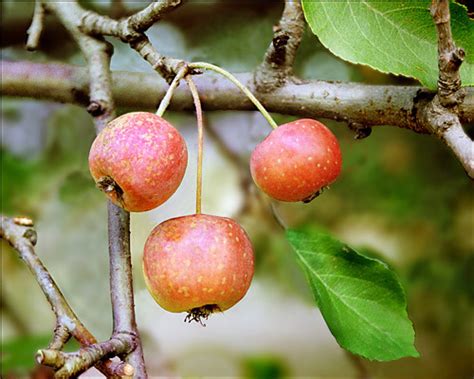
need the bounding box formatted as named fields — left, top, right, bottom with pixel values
left=88, top=111, right=342, bottom=321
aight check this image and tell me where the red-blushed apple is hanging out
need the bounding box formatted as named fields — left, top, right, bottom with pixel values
left=88, top=112, right=187, bottom=212
left=250, top=119, right=342, bottom=202
left=142, top=214, right=254, bottom=322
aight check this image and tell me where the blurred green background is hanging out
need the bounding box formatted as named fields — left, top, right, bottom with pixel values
left=1, top=1, right=473, bottom=378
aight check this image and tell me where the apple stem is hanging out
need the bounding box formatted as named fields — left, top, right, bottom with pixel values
left=188, top=62, right=278, bottom=130
left=156, top=66, right=188, bottom=117
left=185, top=75, right=204, bottom=215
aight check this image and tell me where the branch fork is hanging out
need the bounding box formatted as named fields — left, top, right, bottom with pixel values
left=0, top=216, right=133, bottom=377
left=424, top=0, right=474, bottom=178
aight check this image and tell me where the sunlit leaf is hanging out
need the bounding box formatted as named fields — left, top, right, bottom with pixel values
left=302, top=0, right=474, bottom=88
left=287, top=229, right=419, bottom=361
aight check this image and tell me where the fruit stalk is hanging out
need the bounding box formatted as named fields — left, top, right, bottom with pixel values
left=188, top=62, right=278, bottom=129
left=156, top=66, right=188, bottom=117
left=185, top=75, right=204, bottom=214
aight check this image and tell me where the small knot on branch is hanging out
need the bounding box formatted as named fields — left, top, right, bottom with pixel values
left=451, top=47, right=465, bottom=65
left=153, top=58, right=190, bottom=84
left=23, top=229, right=38, bottom=246
left=87, top=100, right=106, bottom=116
left=270, top=34, right=290, bottom=66
left=119, top=23, right=142, bottom=43
left=431, top=0, right=465, bottom=107
left=348, top=122, right=372, bottom=139
left=254, top=0, right=305, bottom=92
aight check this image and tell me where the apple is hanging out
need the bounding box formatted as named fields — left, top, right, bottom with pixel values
left=142, top=214, right=254, bottom=322
left=250, top=119, right=342, bottom=202
left=89, top=112, right=187, bottom=212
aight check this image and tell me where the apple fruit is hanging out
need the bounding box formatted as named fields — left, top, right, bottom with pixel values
left=250, top=119, right=342, bottom=202
left=142, top=214, right=254, bottom=322
left=89, top=112, right=187, bottom=212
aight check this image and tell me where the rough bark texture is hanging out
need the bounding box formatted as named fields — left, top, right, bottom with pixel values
left=3, top=60, right=473, bottom=132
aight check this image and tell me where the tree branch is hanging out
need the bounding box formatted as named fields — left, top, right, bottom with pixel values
left=107, top=204, right=147, bottom=377
left=422, top=0, right=474, bottom=178
left=127, top=0, right=184, bottom=32
left=0, top=216, right=133, bottom=378
left=26, top=0, right=45, bottom=51
left=3, top=60, right=473, bottom=130
left=420, top=97, right=473, bottom=177
left=80, top=0, right=185, bottom=82
left=34, top=1, right=148, bottom=376
left=254, top=0, right=305, bottom=92
left=430, top=0, right=465, bottom=107
left=80, top=0, right=183, bottom=37
left=36, top=333, right=135, bottom=378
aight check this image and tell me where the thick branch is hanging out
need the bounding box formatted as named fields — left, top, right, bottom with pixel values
left=254, top=0, right=305, bottom=92
left=128, top=34, right=183, bottom=83
left=3, top=60, right=473, bottom=130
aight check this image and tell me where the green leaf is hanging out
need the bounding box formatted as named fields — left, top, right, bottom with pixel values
left=286, top=229, right=419, bottom=361
left=301, top=0, right=474, bottom=88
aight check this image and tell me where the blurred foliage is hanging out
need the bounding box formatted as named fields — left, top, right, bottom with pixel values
left=1, top=335, right=80, bottom=376
left=242, top=354, right=288, bottom=379
left=1, top=335, right=52, bottom=376
left=1, top=105, right=96, bottom=216
left=1, top=1, right=473, bottom=378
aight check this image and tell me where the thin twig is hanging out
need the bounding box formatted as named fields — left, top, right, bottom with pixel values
left=127, top=0, right=184, bottom=32
left=269, top=202, right=288, bottom=231
left=430, top=0, right=465, bottom=107
left=0, top=216, right=128, bottom=377
left=26, top=0, right=45, bottom=51
left=80, top=0, right=185, bottom=82
left=130, top=34, right=184, bottom=83
left=185, top=75, right=204, bottom=214
left=206, top=121, right=259, bottom=220
left=36, top=333, right=135, bottom=378
left=81, top=0, right=183, bottom=37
